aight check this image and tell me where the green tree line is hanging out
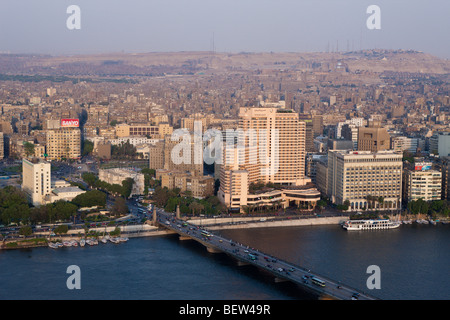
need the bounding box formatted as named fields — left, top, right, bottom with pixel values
left=0, top=186, right=107, bottom=226
left=82, top=172, right=134, bottom=198
left=152, top=186, right=226, bottom=216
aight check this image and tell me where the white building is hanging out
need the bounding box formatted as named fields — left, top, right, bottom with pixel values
left=22, top=158, right=51, bottom=206
left=391, top=136, right=421, bottom=154
left=109, top=136, right=160, bottom=146
left=335, top=117, right=364, bottom=138
left=50, top=186, right=86, bottom=202
left=429, top=132, right=450, bottom=156
left=99, top=168, right=145, bottom=196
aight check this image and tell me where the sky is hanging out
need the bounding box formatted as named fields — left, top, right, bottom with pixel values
left=0, top=0, right=449, bottom=58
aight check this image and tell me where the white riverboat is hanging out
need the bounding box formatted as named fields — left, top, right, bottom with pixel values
left=343, top=219, right=400, bottom=231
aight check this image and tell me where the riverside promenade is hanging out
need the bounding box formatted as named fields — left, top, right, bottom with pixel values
left=185, top=215, right=349, bottom=230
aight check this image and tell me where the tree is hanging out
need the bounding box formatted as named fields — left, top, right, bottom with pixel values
left=82, top=139, right=94, bottom=156
left=111, top=197, right=128, bottom=217
left=19, top=226, right=33, bottom=236
left=121, top=178, right=134, bottom=198
left=72, top=190, right=107, bottom=208
left=23, top=142, right=35, bottom=158
left=54, top=225, right=69, bottom=235
left=189, top=202, right=204, bottom=216
left=153, top=187, right=169, bottom=207
left=81, top=172, right=98, bottom=187
left=54, top=201, right=78, bottom=221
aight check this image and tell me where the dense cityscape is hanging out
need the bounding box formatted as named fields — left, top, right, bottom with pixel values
left=0, top=49, right=449, bottom=301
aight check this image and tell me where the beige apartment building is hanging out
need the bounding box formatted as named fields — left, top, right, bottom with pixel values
left=156, top=169, right=214, bottom=198
left=46, top=127, right=81, bottom=160
left=403, top=164, right=441, bottom=202
left=327, top=149, right=403, bottom=211
left=115, top=123, right=173, bottom=139
left=357, top=120, right=391, bottom=152
left=149, top=134, right=203, bottom=176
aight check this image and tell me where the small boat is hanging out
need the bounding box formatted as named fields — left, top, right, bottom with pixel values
left=109, top=237, right=120, bottom=244
left=86, top=239, right=98, bottom=246
left=79, top=239, right=86, bottom=247
left=48, top=242, right=59, bottom=249
left=118, top=237, right=129, bottom=242
left=63, top=241, right=72, bottom=247
left=429, top=220, right=437, bottom=225
left=70, top=240, right=78, bottom=247
left=101, top=237, right=107, bottom=244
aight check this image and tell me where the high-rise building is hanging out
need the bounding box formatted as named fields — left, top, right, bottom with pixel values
left=46, top=119, right=81, bottom=160
left=312, top=115, right=324, bottom=138
left=357, top=120, right=391, bottom=152
left=238, top=107, right=306, bottom=185
left=22, top=158, right=51, bottom=206
left=218, top=107, right=319, bottom=212
left=327, top=150, right=403, bottom=211
left=299, top=114, right=315, bottom=152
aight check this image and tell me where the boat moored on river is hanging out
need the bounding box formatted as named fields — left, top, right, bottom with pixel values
left=343, top=219, right=400, bottom=231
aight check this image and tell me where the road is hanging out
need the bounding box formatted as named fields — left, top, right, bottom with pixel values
left=156, top=208, right=378, bottom=301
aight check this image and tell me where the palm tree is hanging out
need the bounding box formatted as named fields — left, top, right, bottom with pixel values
left=189, top=202, right=204, bottom=216
left=377, top=196, right=384, bottom=210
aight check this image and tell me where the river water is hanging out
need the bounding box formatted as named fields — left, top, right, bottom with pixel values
left=0, top=223, right=448, bottom=300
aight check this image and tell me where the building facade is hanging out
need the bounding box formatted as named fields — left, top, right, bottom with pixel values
left=218, top=107, right=319, bottom=212
left=22, top=158, right=51, bottom=206
left=46, top=119, right=81, bottom=160
left=403, top=164, right=441, bottom=202
left=327, top=150, right=403, bottom=211
left=98, top=168, right=145, bottom=196
left=357, top=121, right=391, bottom=153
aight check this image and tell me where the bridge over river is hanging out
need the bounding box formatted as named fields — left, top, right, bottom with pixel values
left=155, top=209, right=379, bottom=301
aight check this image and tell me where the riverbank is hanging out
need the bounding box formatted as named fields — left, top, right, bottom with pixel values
left=0, top=227, right=176, bottom=250
left=3, top=214, right=447, bottom=250
left=186, top=215, right=349, bottom=230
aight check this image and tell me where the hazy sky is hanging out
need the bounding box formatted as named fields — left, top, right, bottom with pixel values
left=0, top=0, right=449, bottom=58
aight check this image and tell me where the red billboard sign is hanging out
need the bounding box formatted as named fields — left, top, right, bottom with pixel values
left=61, top=119, right=79, bottom=127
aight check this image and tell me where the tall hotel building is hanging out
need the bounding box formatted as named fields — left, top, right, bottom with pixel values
left=219, top=107, right=319, bottom=212
left=238, top=107, right=306, bottom=185
left=327, top=150, right=403, bottom=211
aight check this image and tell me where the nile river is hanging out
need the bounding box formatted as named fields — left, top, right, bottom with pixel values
left=0, top=223, right=448, bottom=300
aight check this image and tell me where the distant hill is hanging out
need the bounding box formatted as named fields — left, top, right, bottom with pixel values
left=0, top=50, right=448, bottom=78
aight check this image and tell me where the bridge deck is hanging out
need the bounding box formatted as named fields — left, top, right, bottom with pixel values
left=156, top=210, right=379, bottom=301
